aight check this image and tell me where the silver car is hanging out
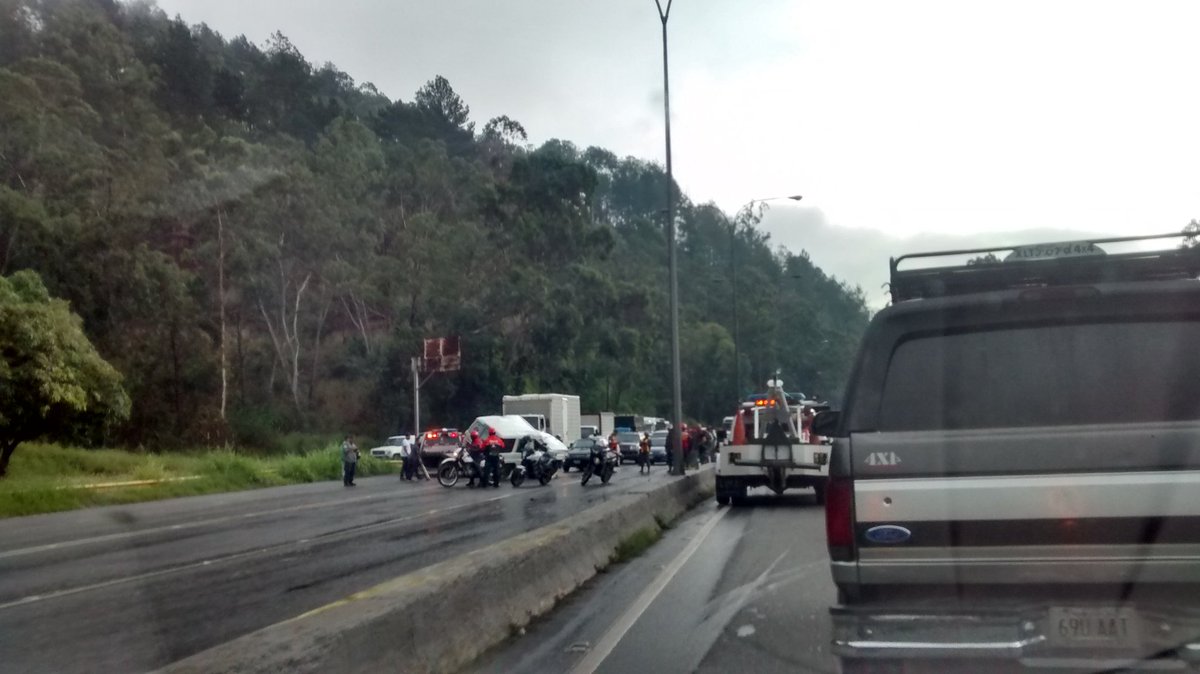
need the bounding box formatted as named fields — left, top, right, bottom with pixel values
left=648, top=430, right=668, bottom=464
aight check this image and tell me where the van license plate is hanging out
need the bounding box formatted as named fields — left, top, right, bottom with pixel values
left=1048, top=607, right=1139, bottom=649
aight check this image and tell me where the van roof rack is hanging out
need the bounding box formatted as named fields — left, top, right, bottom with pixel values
left=889, top=231, right=1200, bottom=303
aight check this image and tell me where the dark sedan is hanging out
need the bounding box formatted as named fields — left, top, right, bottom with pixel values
left=565, top=437, right=605, bottom=471
left=616, top=431, right=641, bottom=464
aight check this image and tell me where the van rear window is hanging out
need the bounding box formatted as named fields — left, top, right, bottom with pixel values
left=879, top=320, right=1200, bottom=430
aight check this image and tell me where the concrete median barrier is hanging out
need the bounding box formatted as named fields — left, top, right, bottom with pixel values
left=158, top=466, right=715, bottom=674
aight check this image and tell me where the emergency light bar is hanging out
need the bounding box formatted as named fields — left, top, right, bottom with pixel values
left=889, top=231, right=1200, bottom=303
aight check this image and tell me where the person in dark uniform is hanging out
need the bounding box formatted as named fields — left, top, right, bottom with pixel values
left=341, top=434, right=359, bottom=486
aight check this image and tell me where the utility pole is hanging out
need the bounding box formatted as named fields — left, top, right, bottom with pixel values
left=411, top=356, right=421, bottom=438
left=655, top=0, right=685, bottom=476
left=411, top=356, right=430, bottom=480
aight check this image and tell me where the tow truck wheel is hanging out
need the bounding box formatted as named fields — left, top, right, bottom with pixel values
left=729, top=482, right=748, bottom=507
left=813, top=482, right=827, bottom=506
left=716, top=493, right=730, bottom=506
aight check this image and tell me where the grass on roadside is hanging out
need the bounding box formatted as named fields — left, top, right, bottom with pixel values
left=0, top=443, right=398, bottom=518
left=610, top=525, right=663, bottom=564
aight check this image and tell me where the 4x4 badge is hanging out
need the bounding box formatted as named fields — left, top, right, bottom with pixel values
left=865, top=452, right=902, bottom=466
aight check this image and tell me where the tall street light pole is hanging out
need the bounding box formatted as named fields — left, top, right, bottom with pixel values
left=731, top=195, right=802, bottom=405
left=654, top=0, right=685, bottom=475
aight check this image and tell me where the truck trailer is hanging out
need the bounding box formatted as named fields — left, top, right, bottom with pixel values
left=501, top=394, right=582, bottom=445
left=580, top=412, right=614, bottom=438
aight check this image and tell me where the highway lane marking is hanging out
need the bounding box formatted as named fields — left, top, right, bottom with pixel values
left=569, top=505, right=730, bottom=674
left=0, top=492, right=519, bottom=612
left=0, top=481, right=453, bottom=561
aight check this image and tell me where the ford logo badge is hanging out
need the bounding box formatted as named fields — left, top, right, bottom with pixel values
left=864, top=525, right=912, bottom=545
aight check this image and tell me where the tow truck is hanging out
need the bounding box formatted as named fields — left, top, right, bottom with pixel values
left=714, top=377, right=830, bottom=506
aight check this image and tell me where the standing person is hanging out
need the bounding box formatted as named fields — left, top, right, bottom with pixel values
left=400, top=435, right=414, bottom=481
left=638, top=432, right=652, bottom=474
left=608, top=431, right=620, bottom=468
left=483, top=427, right=505, bottom=488
left=700, top=427, right=715, bottom=464
left=341, top=434, right=359, bottom=487
left=681, top=424, right=693, bottom=468
left=467, top=430, right=484, bottom=488
left=665, top=425, right=678, bottom=472
left=689, top=426, right=704, bottom=468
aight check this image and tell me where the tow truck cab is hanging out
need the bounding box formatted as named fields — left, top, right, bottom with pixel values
left=822, top=233, right=1200, bottom=673
left=714, top=380, right=830, bottom=506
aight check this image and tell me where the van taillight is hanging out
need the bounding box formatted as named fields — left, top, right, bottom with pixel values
left=825, top=477, right=855, bottom=561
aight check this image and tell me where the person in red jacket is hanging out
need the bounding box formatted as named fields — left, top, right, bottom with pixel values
left=681, top=423, right=692, bottom=466
left=482, top=427, right=505, bottom=488
left=467, top=430, right=485, bottom=488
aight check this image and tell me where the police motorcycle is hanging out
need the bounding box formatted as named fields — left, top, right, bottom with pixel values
left=437, top=444, right=482, bottom=488
left=580, top=441, right=617, bottom=486
left=510, top=435, right=559, bottom=488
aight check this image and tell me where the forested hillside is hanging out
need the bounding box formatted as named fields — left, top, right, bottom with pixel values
left=0, top=0, right=870, bottom=449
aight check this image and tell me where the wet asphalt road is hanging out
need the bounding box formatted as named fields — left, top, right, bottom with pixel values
left=0, top=466, right=669, bottom=673
left=472, top=488, right=837, bottom=674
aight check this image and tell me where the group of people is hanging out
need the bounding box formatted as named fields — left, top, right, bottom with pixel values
left=397, top=435, right=426, bottom=481
left=341, top=421, right=727, bottom=488
left=663, top=424, right=719, bottom=469
left=466, top=427, right=506, bottom=488
left=341, top=433, right=428, bottom=487
left=600, top=431, right=656, bottom=474
left=597, top=424, right=719, bottom=475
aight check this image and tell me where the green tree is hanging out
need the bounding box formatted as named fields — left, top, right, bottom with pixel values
left=153, top=17, right=215, bottom=116
left=0, top=270, right=130, bottom=476
left=415, top=75, right=472, bottom=130
left=0, top=0, right=872, bottom=448
left=482, top=115, right=527, bottom=144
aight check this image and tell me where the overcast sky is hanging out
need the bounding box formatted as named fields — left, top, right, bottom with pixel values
left=152, top=0, right=1200, bottom=305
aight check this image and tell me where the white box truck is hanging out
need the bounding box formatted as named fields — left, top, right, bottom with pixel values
left=501, top=394, right=582, bottom=445
left=580, top=412, right=615, bottom=438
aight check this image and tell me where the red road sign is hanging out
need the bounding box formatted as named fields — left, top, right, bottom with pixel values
left=422, top=336, right=461, bottom=372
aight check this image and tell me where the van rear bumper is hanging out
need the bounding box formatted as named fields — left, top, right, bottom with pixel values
left=832, top=603, right=1200, bottom=665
